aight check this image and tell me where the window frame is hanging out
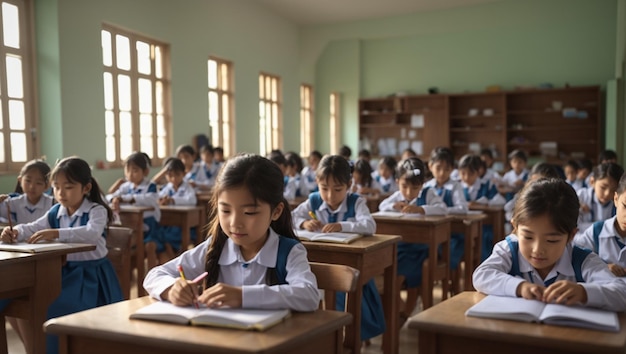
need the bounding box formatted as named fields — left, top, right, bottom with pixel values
left=300, top=84, right=314, bottom=157
left=329, top=92, right=341, bottom=155
left=258, top=72, right=282, bottom=156
left=207, top=56, right=235, bottom=159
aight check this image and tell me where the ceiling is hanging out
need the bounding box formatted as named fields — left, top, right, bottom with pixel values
left=255, top=0, right=502, bottom=26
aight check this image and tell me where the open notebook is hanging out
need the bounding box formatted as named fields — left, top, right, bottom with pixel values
left=465, top=295, right=620, bottom=332
left=0, top=242, right=71, bottom=253
left=294, top=229, right=363, bottom=244
left=130, top=301, right=290, bottom=331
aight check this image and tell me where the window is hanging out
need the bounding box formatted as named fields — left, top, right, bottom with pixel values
left=208, top=57, right=234, bottom=158
left=300, top=84, right=313, bottom=157
left=258, top=73, right=281, bottom=156
left=0, top=0, right=36, bottom=173
left=329, top=92, right=340, bottom=154
left=101, top=24, right=170, bottom=166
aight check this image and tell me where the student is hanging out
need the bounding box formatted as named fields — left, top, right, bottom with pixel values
left=498, top=149, right=529, bottom=201
left=379, top=157, right=446, bottom=310
left=574, top=173, right=626, bottom=277
left=214, top=146, right=225, bottom=163
left=284, top=151, right=307, bottom=198
left=479, top=148, right=501, bottom=186
left=291, top=155, right=383, bottom=342
left=358, top=149, right=371, bottom=162
left=576, top=162, right=624, bottom=234
left=143, top=154, right=318, bottom=312
left=152, top=145, right=197, bottom=185
left=351, top=159, right=382, bottom=196
left=473, top=178, right=626, bottom=311
left=424, top=147, right=468, bottom=271
left=400, top=148, right=417, bottom=161
left=338, top=145, right=352, bottom=162
left=599, top=149, right=618, bottom=164
left=157, top=158, right=198, bottom=263
left=189, top=144, right=221, bottom=191
left=106, top=152, right=161, bottom=266
left=0, top=160, right=54, bottom=224
left=577, top=158, right=593, bottom=189
left=564, top=159, right=584, bottom=191
left=268, top=149, right=298, bottom=201
left=1, top=157, right=123, bottom=353
left=108, top=152, right=152, bottom=194
left=374, top=156, right=398, bottom=194
left=301, top=150, right=322, bottom=194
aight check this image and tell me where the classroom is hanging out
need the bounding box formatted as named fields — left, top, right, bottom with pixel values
left=1, top=0, right=626, bottom=353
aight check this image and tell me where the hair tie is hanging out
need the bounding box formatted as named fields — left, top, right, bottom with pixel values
left=409, top=168, right=421, bottom=176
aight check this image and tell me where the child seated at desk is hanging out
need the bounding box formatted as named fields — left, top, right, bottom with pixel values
left=576, top=162, right=623, bottom=234
left=473, top=178, right=626, bottom=311
left=301, top=150, right=321, bottom=194
left=107, top=152, right=161, bottom=266
left=564, top=159, right=584, bottom=191
left=144, top=154, right=318, bottom=311
left=574, top=172, right=626, bottom=277
left=157, top=158, right=198, bottom=263
left=498, top=149, right=529, bottom=202
left=291, top=155, right=384, bottom=343
left=152, top=144, right=197, bottom=186
left=1, top=157, right=123, bottom=354
left=373, top=157, right=398, bottom=194
left=285, top=151, right=308, bottom=198
left=269, top=150, right=299, bottom=201
left=0, top=159, right=54, bottom=224
left=188, top=144, right=221, bottom=192
left=351, top=159, right=382, bottom=196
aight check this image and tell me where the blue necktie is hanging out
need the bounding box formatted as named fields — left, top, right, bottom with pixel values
left=544, top=273, right=559, bottom=286
left=463, top=187, right=470, bottom=202
left=327, top=210, right=338, bottom=223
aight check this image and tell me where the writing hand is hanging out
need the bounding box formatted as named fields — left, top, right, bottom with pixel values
left=0, top=228, right=18, bottom=244
left=321, top=223, right=342, bottom=233
left=516, top=281, right=545, bottom=301
left=543, top=280, right=587, bottom=306
left=198, top=282, right=242, bottom=308
left=303, top=220, right=322, bottom=231
left=27, top=229, right=59, bottom=244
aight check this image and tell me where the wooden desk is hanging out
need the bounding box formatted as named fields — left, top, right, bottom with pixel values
left=118, top=205, right=153, bottom=297
left=44, top=296, right=351, bottom=354
left=287, top=195, right=307, bottom=210
left=450, top=213, right=487, bottom=291
left=159, top=205, right=205, bottom=251
left=470, top=204, right=505, bottom=244
left=409, top=291, right=626, bottom=354
left=0, top=244, right=95, bottom=354
left=303, top=234, right=400, bottom=354
left=373, top=214, right=452, bottom=309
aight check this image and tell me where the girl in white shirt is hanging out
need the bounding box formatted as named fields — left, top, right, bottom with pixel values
left=144, top=154, right=318, bottom=312
left=473, top=178, right=626, bottom=311
left=576, top=162, right=623, bottom=233
left=0, top=159, right=54, bottom=224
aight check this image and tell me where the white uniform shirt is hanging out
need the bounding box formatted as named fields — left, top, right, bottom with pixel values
left=300, top=166, right=318, bottom=194
left=577, top=187, right=615, bottom=233
left=352, top=177, right=382, bottom=195
left=473, top=234, right=626, bottom=311
left=574, top=216, right=626, bottom=267
left=501, top=169, right=529, bottom=189
left=291, top=193, right=376, bottom=234
left=143, top=228, right=319, bottom=312
left=14, top=198, right=108, bottom=261
left=0, top=194, right=55, bottom=224
left=191, top=161, right=221, bottom=189
left=378, top=190, right=446, bottom=215
left=106, top=178, right=160, bottom=221
left=283, top=175, right=299, bottom=201
left=158, top=181, right=197, bottom=206
left=374, top=174, right=398, bottom=194
left=462, top=179, right=506, bottom=206
left=423, top=178, right=468, bottom=214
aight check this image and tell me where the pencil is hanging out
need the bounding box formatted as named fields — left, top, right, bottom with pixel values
left=177, top=265, right=187, bottom=281
left=178, top=265, right=199, bottom=309
left=6, top=203, right=13, bottom=234
left=308, top=211, right=317, bottom=220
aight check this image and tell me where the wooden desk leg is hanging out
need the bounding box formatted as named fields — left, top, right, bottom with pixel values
left=461, top=222, right=473, bottom=294
left=468, top=221, right=483, bottom=291
left=346, top=285, right=362, bottom=354
left=424, top=236, right=437, bottom=309
left=181, top=217, right=191, bottom=253
left=417, top=330, right=436, bottom=354
left=382, top=243, right=399, bottom=354
left=134, top=216, right=146, bottom=297
left=28, top=257, right=62, bottom=354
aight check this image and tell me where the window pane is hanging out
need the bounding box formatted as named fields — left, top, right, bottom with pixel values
left=157, top=115, right=165, bottom=158
left=138, top=78, right=152, bottom=113
left=136, top=41, right=151, bottom=75
left=105, top=110, right=115, bottom=135
left=156, top=114, right=165, bottom=136
left=8, top=100, right=24, bottom=129
left=140, top=113, right=152, bottom=135
left=271, top=78, right=277, bottom=101
left=0, top=134, right=4, bottom=163
left=115, top=34, right=130, bottom=70
left=106, top=136, right=116, bottom=162
left=265, top=77, right=271, bottom=100
left=2, top=3, right=19, bottom=49
left=119, top=111, right=132, bottom=158
left=155, top=46, right=162, bottom=78
left=221, top=63, right=229, bottom=90
left=140, top=137, right=153, bottom=157
left=103, top=73, right=113, bottom=110
left=0, top=101, right=3, bottom=129
left=10, top=132, right=26, bottom=162
left=117, top=74, right=131, bottom=111
left=6, top=55, right=23, bottom=98
left=208, top=91, right=218, bottom=122
left=259, top=75, right=264, bottom=98
left=155, top=81, right=163, bottom=114
left=157, top=137, right=166, bottom=158
left=208, top=60, right=217, bottom=89
left=101, top=30, right=112, bottom=66
left=221, top=94, right=229, bottom=123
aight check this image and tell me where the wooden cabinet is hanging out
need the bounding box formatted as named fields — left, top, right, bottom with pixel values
left=358, top=86, right=602, bottom=167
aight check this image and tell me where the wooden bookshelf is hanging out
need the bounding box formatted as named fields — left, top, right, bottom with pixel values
left=358, top=86, right=602, bottom=167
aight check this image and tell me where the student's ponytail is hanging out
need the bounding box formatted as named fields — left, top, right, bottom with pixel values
left=270, top=197, right=297, bottom=240
left=88, top=177, right=113, bottom=224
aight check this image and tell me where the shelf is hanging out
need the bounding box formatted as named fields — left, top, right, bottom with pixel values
left=360, top=112, right=400, bottom=116
left=360, top=123, right=411, bottom=128
left=507, top=110, right=596, bottom=116
left=450, top=128, right=504, bottom=133
left=450, top=115, right=503, bottom=119
left=507, top=124, right=597, bottom=132
left=508, top=140, right=597, bottom=147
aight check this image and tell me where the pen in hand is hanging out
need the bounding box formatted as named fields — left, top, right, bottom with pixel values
left=4, top=204, right=15, bottom=243
left=308, top=211, right=317, bottom=220
left=178, top=265, right=200, bottom=309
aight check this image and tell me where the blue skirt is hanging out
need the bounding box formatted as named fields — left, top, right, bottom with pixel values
left=46, top=258, right=123, bottom=354
left=448, top=232, right=465, bottom=270
left=142, top=216, right=163, bottom=250
left=336, top=279, right=386, bottom=340
left=397, top=242, right=429, bottom=288
left=481, top=225, right=494, bottom=261
left=0, top=298, right=10, bottom=313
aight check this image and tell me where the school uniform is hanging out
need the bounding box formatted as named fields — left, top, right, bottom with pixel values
left=482, top=168, right=501, bottom=184
left=143, top=228, right=319, bottom=312
left=462, top=179, right=505, bottom=260
left=379, top=189, right=447, bottom=288
left=576, top=187, right=616, bottom=234
left=0, top=193, right=54, bottom=224
left=352, top=177, right=382, bottom=195
left=301, top=166, right=318, bottom=193
left=473, top=234, right=626, bottom=311
left=574, top=216, right=626, bottom=267
left=158, top=181, right=198, bottom=252
left=423, top=178, right=468, bottom=269
left=372, top=171, right=398, bottom=194
left=189, top=160, right=221, bottom=189
left=283, top=175, right=300, bottom=200
left=500, top=168, right=529, bottom=201
left=568, top=178, right=588, bottom=192
left=106, top=177, right=161, bottom=244
left=291, top=192, right=384, bottom=340
left=15, top=198, right=123, bottom=354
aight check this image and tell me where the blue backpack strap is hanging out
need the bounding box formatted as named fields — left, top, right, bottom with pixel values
left=309, top=192, right=323, bottom=212
left=592, top=221, right=604, bottom=253
left=343, top=193, right=359, bottom=220
left=267, top=236, right=299, bottom=285
left=47, top=204, right=62, bottom=229
left=571, top=246, right=591, bottom=283
left=506, top=235, right=521, bottom=277
left=147, top=182, right=157, bottom=193
left=416, top=186, right=429, bottom=206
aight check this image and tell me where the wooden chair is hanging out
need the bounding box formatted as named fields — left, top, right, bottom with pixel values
left=309, top=262, right=359, bottom=354
left=106, top=226, right=134, bottom=299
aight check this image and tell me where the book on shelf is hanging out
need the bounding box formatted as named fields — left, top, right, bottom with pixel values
left=465, top=295, right=619, bottom=332
left=130, top=301, right=290, bottom=331
left=0, top=242, right=71, bottom=253
left=294, top=229, right=363, bottom=244
left=371, top=211, right=425, bottom=218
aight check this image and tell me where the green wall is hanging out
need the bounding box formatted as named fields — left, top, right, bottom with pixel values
left=302, top=0, right=619, bottom=155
